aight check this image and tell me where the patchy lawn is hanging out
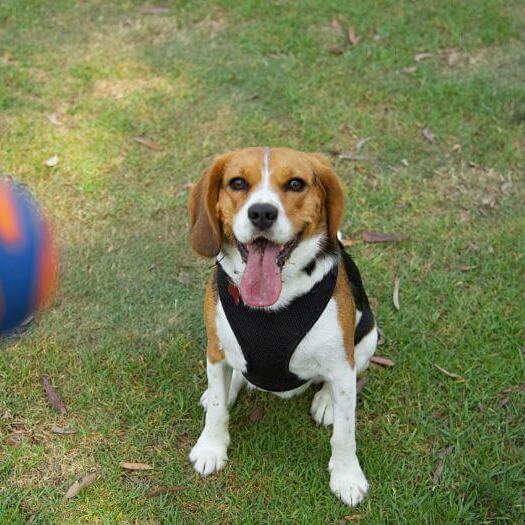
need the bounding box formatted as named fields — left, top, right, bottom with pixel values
left=0, top=1, right=524, bottom=523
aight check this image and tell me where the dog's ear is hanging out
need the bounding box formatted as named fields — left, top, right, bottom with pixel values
left=308, top=153, right=345, bottom=242
left=188, top=153, right=231, bottom=257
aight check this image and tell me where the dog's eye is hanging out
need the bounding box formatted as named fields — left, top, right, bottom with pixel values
left=229, top=177, right=249, bottom=191
left=285, top=178, right=306, bottom=192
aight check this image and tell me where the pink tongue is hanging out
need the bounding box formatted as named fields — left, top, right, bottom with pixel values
left=240, top=242, right=282, bottom=307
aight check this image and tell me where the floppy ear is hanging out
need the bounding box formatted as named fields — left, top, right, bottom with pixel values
left=188, top=153, right=231, bottom=257
left=308, top=153, right=345, bottom=242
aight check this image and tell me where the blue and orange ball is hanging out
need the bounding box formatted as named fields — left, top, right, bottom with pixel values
left=0, top=180, right=58, bottom=336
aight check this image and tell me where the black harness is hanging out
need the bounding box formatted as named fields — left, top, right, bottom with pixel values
left=216, top=246, right=374, bottom=393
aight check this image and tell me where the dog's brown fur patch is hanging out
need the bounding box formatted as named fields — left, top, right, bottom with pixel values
left=204, top=274, right=224, bottom=363
left=334, top=261, right=356, bottom=367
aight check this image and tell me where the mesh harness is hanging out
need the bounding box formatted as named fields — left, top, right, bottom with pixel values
left=216, top=246, right=374, bottom=393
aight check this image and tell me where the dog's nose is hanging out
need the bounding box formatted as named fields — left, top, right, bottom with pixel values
left=248, top=203, right=278, bottom=230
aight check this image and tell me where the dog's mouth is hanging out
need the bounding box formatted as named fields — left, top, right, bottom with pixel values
left=235, top=234, right=301, bottom=308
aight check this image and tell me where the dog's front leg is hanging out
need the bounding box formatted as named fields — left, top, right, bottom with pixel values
left=327, top=365, right=369, bottom=506
left=189, top=360, right=232, bottom=476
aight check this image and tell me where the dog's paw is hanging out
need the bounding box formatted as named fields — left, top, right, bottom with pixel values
left=199, top=390, right=209, bottom=410
left=329, top=463, right=369, bottom=507
left=311, top=386, right=333, bottom=426
left=189, top=434, right=229, bottom=476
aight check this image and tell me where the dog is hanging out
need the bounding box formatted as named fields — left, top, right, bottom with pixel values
left=187, top=147, right=378, bottom=506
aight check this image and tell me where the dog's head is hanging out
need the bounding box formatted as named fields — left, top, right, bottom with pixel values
left=188, top=147, right=344, bottom=307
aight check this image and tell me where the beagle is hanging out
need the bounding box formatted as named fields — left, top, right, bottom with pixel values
left=187, top=147, right=378, bottom=506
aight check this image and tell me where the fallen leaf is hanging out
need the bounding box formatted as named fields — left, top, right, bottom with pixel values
left=501, top=181, right=513, bottom=194
left=355, top=137, right=373, bottom=152
left=401, top=66, right=417, bottom=74
left=63, top=472, right=98, bottom=500
left=42, top=377, right=67, bottom=415
left=347, top=26, right=360, bottom=46
left=330, top=17, right=342, bottom=30
left=249, top=405, right=265, bottom=423
left=437, top=445, right=454, bottom=458
left=343, top=515, right=361, bottom=522
left=133, top=137, right=162, bottom=151
left=329, top=46, right=345, bottom=55
left=46, top=114, right=62, bottom=126
left=356, top=376, right=368, bottom=395
left=45, top=155, right=59, bottom=167
left=432, top=459, right=445, bottom=485
left=121, top=462, right=153, bottom=471
left=449, top=265, right=476, bottom=272
left=362, top=231, right=407, bottom=243
left=141, top=7, right=170, bottom=14
left=501, top=384, right=525, bottom=393
left=452, top=143, right=462, bottom=152
left=499, top=397, right=510, bottom=408
left=422, top=127, right=437, bottom=144
left=377, top=328, right=385, bottom=345
left=434, top=364, right=465, bottom=381
left=51, top=425, right=76, bottom=435
left=393, top=277, right=400, bottom=311
left=370, top=356, right=395, bottom=367
left=147, top=486, right=187, bottom=498
left=414, top=52, right=433, bottom=62
left=337, top=152, right=367, bottom=161
left=341, top=238, right=361, bottom=247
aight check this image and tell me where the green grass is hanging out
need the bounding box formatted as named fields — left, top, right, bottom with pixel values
left=1, top=0, right=524, bottom=523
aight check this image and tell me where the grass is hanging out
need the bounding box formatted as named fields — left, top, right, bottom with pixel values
left=0, top=0, right=524, bottom=523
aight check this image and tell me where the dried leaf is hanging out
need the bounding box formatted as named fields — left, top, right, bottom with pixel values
left=501, top=384, right=525, bottom=393
left=147, top=486, right=187, bottom=498
left=432, top=459, right=445, bottom=485
left=141, top=7, right=170, bottom=14
left=45, top=155, right=59, bottom=167
left=356, top=376, right=368, bottom=395
left=355, top=137, right=373, bottom=152
left=133, top=137, right=162, bottom=150
left=120, top=462, right=153, bottom=471
left=499, top=397, right=510, bottom=408
left=46, top=113, right=62, bottom=126
left=370, top=356, right=395, bottom=367
left=414, top=52, right=433, bottom=62
left=341, top=238, right=360, bottom=247
left=437, top=445, right=454, bottom=458
left=51, top=425, right=76, bottom=435
left=63, top=472, right=98, bottom=500
left=337, top=152, right=367, bottom=161
left=401, top=66, right=417, bottom=74
left=501, top=181, right=513, bottom=194
left=42, top=377, right=67, bottom=415
left=362, top=231, right=407, bottom=243
left=329, top=46, right=345, bottom=55
left=422, top=127, right=437, bottom=144
left=249, top=405, right=265, bottom=423
left=434, top=364, right=465, bottom=381
left=343, top=515, right=361, bottom=522
left=347, top=26, right=360, bottom=46
left=393, top=277, right=400, bottom=311
left=449, top=264, right=476, bottom=272
left=330, top=17, right=341, bottom=30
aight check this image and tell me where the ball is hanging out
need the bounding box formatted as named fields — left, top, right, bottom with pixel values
left=0, top=180, right=58, bottom=336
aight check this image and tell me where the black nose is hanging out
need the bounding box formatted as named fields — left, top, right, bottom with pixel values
left=248, top=203, right=278, bottom=230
